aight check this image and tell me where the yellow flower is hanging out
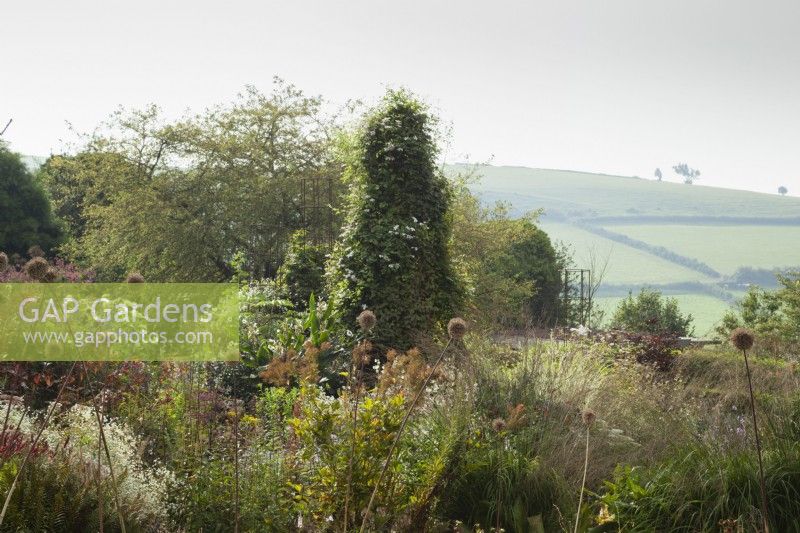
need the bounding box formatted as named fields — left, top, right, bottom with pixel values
left=597, top=505, right=615, bottom=525
left=241, top=414, right=259, bottom=427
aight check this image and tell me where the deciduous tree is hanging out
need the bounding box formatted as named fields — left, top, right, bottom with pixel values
left=0, top=143, right=62, bottom=256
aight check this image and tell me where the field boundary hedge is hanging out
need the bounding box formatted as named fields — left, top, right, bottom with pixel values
left=574, top=222, right=722, bottom=279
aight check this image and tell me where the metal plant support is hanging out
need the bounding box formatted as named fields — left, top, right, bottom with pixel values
left=561, top=268, right=593, bottom=328
left=300, top=176, right=337, bottom=250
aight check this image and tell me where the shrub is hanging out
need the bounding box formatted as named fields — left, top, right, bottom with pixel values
left=718, top=271, right=800, bottom=354
left=449, top=178, right=564, bottom=330
left=595, top=330, right=682, bottom=371
left=610, top=288, right=694, bottom=336
left=166, top=443, right=295, bottom=532
left=278, top=230, right=327, bottom=309
left=328, top=90, right=462, bottom=349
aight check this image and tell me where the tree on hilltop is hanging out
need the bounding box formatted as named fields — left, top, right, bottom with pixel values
left=673, top=163, right=701, bottom=185
left=778, top=185, right=788, bottom=196
left=654, top=168, right=662, bottom=181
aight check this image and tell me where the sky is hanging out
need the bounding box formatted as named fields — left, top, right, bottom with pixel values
left=2, top=0, right=799, bottom=196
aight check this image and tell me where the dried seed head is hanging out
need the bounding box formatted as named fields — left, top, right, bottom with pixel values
left=730, top=327, right=755, bottom=351
left=581, top=409, right=596, bottom=426
left=357, top=309, right=377, bottom=332
left=0, top=252, right=7, bottom=272
left=126, top=272, right=145, bottom=283
left=24, top=257, right=48, bottom=280
left=43, top=267, right=59, bottom=283
left=491, top=417, right=507, bottom=433
left=447, top=317, right=467, bottom=340
left=27, top=245, right=45, bottom=258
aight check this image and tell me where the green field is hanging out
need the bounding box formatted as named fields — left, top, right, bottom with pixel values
left=608, top=224, right=800, bottom=276
left=458, top=165, right=800, bottom=335
left=540, top=223, right=714, bottom=285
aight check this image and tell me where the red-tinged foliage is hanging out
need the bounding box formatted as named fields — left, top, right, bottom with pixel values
left=596, top=330, right=681, bottom=371
left=0, top=255, right=94, bottom=283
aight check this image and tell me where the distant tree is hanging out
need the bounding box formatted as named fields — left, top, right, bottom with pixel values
left=778, top=185, right=788, bottom=196
left=0, top=143, right=63, bottom=256
left=654, top=168, right=662, bottom=181
left=673, top=163, right=701, bottom=185
left=610, top=288, right=694, bottom=336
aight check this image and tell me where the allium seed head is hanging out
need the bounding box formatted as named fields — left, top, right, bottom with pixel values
left=447, top=317, right=467, bottom=340
left=0, top=252, right=7, bottom=272
left=581, top=409, right=596, bottom=426
left=357, top=309, right=377, bottom=332
left=27, top=245, right=45, bottom=258
left=730, top=327, right=755, bottom=351
left=126, top=272, right=145, bottom=283
left=24, top=257, right=48, bottom=281
left=43, top=267, right=59, bottom=283
left=491, top=417, right=507, bottom=433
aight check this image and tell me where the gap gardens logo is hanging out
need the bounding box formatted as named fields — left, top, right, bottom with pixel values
left=0, top=284, right=239, bottom=361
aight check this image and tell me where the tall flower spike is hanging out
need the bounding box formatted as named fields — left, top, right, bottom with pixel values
left=581, top=409, right=596, bottom=426
left=357, top=309, right=377, bottom=332
left=447, top=317, right=467, bottom=340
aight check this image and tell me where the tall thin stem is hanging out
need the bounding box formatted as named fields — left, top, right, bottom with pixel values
left=85, top=365, right=126, bottom=533
left=495, top=438, right=504, bottom=532
left=359, top=338, right=452, bottom=533
left=233, top=368, right=240, bottom=533
left=742, top=348, right=769, bottom=533
left=343, top=348, right=366, bottom=533
left=574, top=427, right=590, bottom=533
left=97, top=400, right=104, bottom=533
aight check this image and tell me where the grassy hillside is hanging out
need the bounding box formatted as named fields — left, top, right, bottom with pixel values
left=451, top=164, right=800, bottom=220
left=451, top=164, right=800, bottom=334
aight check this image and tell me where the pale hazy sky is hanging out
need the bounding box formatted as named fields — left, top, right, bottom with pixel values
left=3, top=0, right=799, bottom=196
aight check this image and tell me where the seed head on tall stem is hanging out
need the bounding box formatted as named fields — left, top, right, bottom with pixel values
left=731, top=328, right=769, bottom=533
left=359, top=317, right=467, bottom=533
